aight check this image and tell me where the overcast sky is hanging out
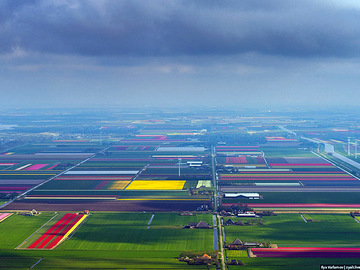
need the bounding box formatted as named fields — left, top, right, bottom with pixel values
left=1, top=0, right=360, bottom=109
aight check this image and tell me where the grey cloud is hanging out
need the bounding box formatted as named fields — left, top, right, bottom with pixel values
left=0, top=0, right=360, bottom=58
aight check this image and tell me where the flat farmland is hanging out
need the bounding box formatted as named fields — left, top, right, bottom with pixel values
left=2, top=142, right=104, bottom=155
left=0, top=247, right=215, bottom=270
left=0, top=141, right=108, bottom=195
left=219, top=147, right=360, bottom=210
left=20, top=212, right=87, bottom=250
left=224, top=214, right=360, bottom=247
left=0, top=212, right=216, bottom=269
left=0, top=212, right=56, bottom=249
left=262, top=147, right=316, bottom=157
left=228, top=257, right=360, bottom=270
left=60, top=212, right=214, bottom=251
left=22, top=143, right=213, bottom=210
left=26, top=250, right=214, bottom=269
left=4, top=199, right=210, bottom=212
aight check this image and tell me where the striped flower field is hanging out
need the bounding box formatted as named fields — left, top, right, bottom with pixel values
left=126, top=180, right=186, bottom=190
left=219, top=155, right=360, bottom=186
left=0, top=213, right=12, bottom=222
left=251, top=247, right=360, bottom=257
left=27, top=213, right=87, bottom=250
left=222, top=203, right=360, bottom=209
left=220, top=172, right=356, bottom=181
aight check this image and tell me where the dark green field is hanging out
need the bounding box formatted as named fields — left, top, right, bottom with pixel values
left=262, top=147, right=316, bottom=157
left=224, top=214, right=360, bottom=247
left=0, top=200, right=7, bottom=205
left=227, top=257, right=360, bottom=270
left=224, top=213, right=360, bottom=269
left=0, top=212, right=56, bottom=249
left=0, top=212, right=216, bottom=269
left=224, top=248, right=360, bottom=270
left=61, top=212, right=214, bottom=251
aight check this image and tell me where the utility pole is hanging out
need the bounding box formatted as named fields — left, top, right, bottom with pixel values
left=176, top=157, right=186, bottom=177
left=348, top=137, right=351, bottom=155
left=356, top=141, right=358, bottom=159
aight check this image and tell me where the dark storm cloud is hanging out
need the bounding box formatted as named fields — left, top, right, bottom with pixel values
left=1, top=0, right=360, bottom=58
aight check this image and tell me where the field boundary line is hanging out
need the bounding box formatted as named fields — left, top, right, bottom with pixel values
left=65, top=214, right=90, bottom=241
left=52, top=214, right=88, bottom=250
left=262, top=151, right=270, bottom=168
left=147, top=214, right=155, bottom=229
left=16, top=212, right=59, bottom=249
left=352, top=216, right=360, bottom=223
left=124, top=164, right=149, bottom=190
left=29, top=257, right=43, bottom=269
left=300, top=214, right=307, bottom=223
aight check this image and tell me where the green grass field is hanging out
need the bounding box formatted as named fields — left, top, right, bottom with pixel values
left=60, top=212, right=214, bottom=251
left=17, top=212, right=64, bottom=249
left=0, top=212, right=56, bottom=249
left=262, top=147, right=316, bottom=157
left=0, top=212, right=216, bottom=269
left=224, top=214, right=360, bottom=247
left=226, top=249, right=248, bottom=258
left=1, top=250, right=214, bottom=269
left=227, top=257, right=360, bottom=270
left=225, top=214, right=360, bottom=269
left=0, top=200, right=7, bottom=205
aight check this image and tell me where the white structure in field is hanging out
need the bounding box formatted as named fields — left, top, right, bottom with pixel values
left=187, top=161, right=203, bottom=167
left=237, top=211, right=260, bottom=217
left=223, top=193, right=260, bottom=199
left=157, top=147, right=206, bottom=152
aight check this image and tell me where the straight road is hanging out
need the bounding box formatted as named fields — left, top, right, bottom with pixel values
left=213, top=214, right=218, bottom=251
left=211, top=145, right=218, bottom=212
left=217, top=214, right=226, bottom=270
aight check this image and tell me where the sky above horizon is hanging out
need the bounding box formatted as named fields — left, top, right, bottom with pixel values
left=1, top=0, right=360, bottom=109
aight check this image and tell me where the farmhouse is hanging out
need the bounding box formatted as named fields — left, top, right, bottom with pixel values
left=226, top=239, right=263, bottom=250
left=232, top=238, right=243, bottom=245
left=183, top=221, right=210, bottom=229
left=200, top=254, right=211, bottom=260
left=179, top=211, right=195, bottom=216
left=226, top=238, right=244, bottom=250
left=196, top=221, right=210, bottom=229
left=220, top=210, right=235, bottom=216
left=234, top=220, right=244, bottom=226
left=21, top=209, right=39, bottom=216
left=225, top=219, right=234, bottom=226
left=225, top=219, right=244, bottom=226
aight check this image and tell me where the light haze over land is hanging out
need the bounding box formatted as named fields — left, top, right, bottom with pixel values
left=1, top=0, right=360, bottom=108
